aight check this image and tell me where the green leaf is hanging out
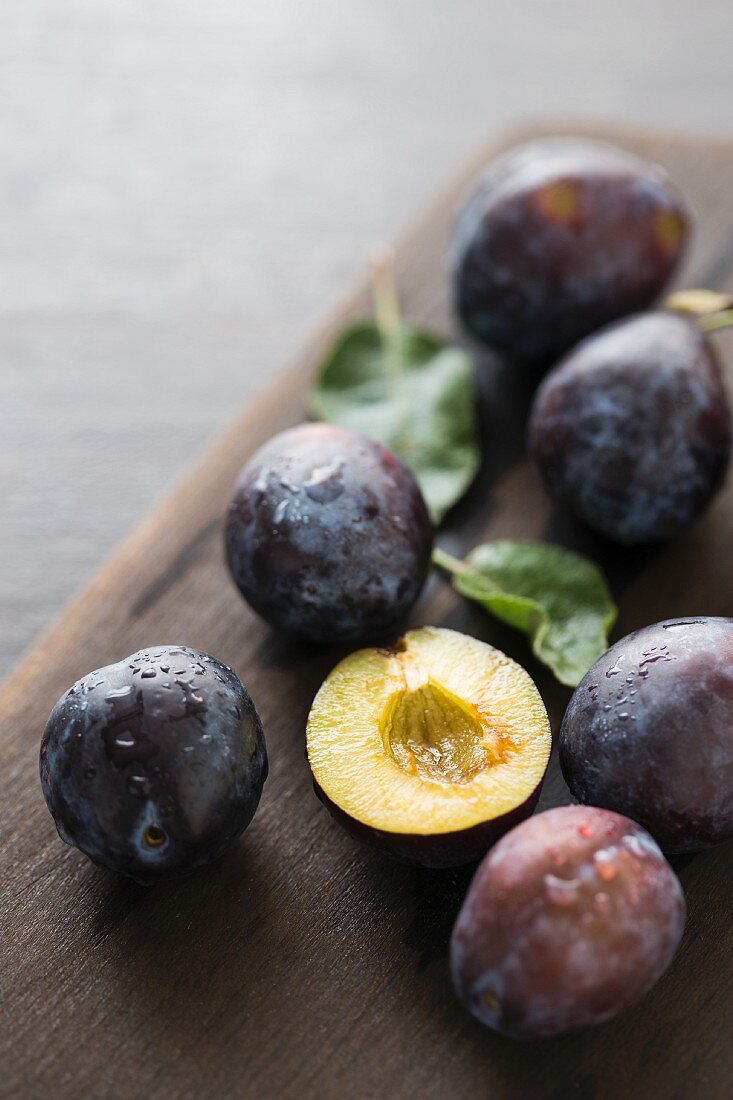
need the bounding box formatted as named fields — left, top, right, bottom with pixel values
left=308, top=258, right=479, bottom=523
left=434, top=541, right=617, bottom=687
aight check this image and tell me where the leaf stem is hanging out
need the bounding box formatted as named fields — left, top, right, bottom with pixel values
left=371, top=243, right=409, bottom=450
left=371, top=244, right=402, bottom=345
left=432, top=546, right=470, bottom=576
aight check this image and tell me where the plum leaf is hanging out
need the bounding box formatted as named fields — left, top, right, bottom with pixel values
left=309, top=253, right=479, bottom=523
left=434, top=541, right=617, bottom=687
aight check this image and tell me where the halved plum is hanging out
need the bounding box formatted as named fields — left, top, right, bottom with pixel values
left=306, top=627, right=551, bottom=867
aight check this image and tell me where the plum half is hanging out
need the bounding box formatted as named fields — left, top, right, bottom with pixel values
left=450, top=805, right=686, bottom=1038
left=40, top=646, right=267, bottom=883
left=560, top=617, right=733, bottom=852
left=306, top=627, right=551, bottom=867
left=453, top=138, right=689, bottom=367
left=225, top=423, right=433, bottom=644
left=528, top=312, right=732, bottom=545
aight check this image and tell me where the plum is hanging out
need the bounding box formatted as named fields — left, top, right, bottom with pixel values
left=453, top=138, right=689, bottom=366
left=40, top=646, right=267, bottom=883
left=225, top=423, right=433, bottom=644
left=306, top=627, right=551, bottom=867
left=560, top=617, right=733, bottom=853
left=450, top=805, right=685, bottom=1038
left=527, top=312, right=731, bottom=544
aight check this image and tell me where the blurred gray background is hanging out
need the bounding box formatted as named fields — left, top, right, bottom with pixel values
left=3, top=0, right=733, bottom=679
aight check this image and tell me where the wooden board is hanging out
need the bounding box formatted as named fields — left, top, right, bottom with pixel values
left=4, top=125, right=733, bottom=1100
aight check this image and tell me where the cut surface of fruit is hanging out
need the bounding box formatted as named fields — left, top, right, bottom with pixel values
left=306, top=627, right=551, bottom=846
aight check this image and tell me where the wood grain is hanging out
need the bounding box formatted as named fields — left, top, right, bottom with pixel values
left=3, top=126, right=733, bottom=1100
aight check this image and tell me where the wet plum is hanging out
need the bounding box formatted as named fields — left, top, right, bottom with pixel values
left=40, top=646, right=267, bottom=883
left=225, top=423, right=433, bottom=643
left=528, top=312, right=731, bottom=544
left=561, top=617, right=733, bottom=853
left=453, top=138, right=689, bottom=367
left=450, top=805, right=685, bottom=1038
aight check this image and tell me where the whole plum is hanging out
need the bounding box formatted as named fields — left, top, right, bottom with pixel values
left=527, top=312, right=731, bottom=544
left=560, top=617, right=733, bottom=853
left=40, top=646, right=267, bottom=883
left=453, top=138, right=689, bottom=366
left=225, top=423, right=433, bottom=643
left=450, top=805, right=685, bottom=1038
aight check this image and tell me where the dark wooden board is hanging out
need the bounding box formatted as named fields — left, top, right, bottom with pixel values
left=4, top=125, right=733, bottom=1100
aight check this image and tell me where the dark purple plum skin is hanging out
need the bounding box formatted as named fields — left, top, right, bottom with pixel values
left=225, top=423, right=434, bottom=643
left=560, top=618, right=733, bottom=853
left=528, top=312, right=732, bottom=545
left=39, top=646, right=267, bottom=883
left=450, top=805, right=685, bottom=1038
left=313, top=777, right=543, bottom=869
left=453, top=138, right=689, bottom=367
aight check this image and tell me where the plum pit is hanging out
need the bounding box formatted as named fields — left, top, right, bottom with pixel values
left=380, top=673, right=501, bottom=786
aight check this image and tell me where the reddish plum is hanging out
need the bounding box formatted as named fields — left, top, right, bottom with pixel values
left=450, top=805, right=685, bottom=1038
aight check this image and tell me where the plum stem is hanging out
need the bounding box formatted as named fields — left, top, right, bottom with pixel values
left=432, top=547, right=470, bottom=576
left=665, top=288, right=733, bottom=334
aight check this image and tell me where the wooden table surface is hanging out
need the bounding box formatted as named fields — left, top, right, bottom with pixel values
left=6, top=0, right=733, bottom=684
left=3, top=126, right=733, bottom=1099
